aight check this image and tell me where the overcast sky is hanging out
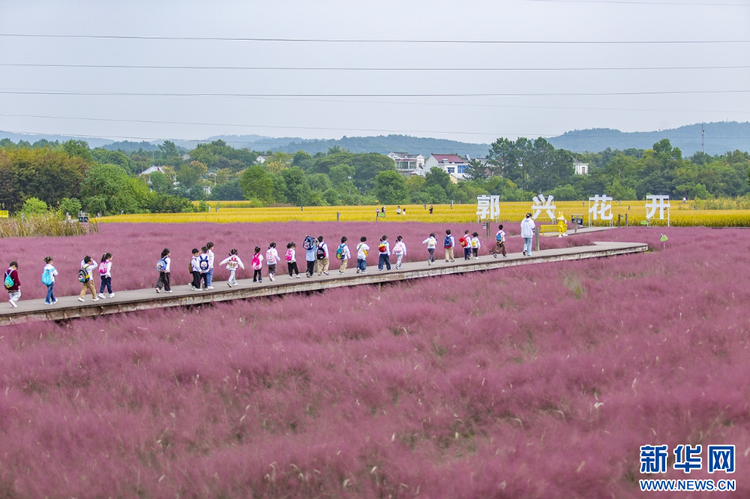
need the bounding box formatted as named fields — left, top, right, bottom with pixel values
left=0, top=0, right=748, bottom=145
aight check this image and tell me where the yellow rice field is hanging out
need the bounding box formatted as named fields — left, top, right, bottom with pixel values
left=97, top=202, right=750, bottom=227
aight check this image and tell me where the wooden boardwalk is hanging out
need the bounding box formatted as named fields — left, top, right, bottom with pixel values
left=0, top=241, right=648, bottom=326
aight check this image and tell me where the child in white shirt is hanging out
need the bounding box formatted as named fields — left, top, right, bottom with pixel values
left=392, top=236, right=407, bottom=269
left=220, top=249, right=245, bottom=287
left=266, top=242, right=279, bottom=281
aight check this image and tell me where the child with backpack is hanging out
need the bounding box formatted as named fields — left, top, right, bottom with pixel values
left=78, top=255, right=98, bottom=302
left=190, top=248, right=203, bottom=291
left=285, top=242, right=300, bottom=278
left=220, top=248, right=245, bottom=287
left=251, top=246, right=264, bottom=283
left=356, top=236, right=369, bottom=274
left=471, top=232, right=481, bottom=259
left=316, top=236, right=329, bottom=276
left=266, top=242, right=279, bottom=282
left=392, top=235, right=407, bottom=270
left=5, top=261, right=20, bottom=308
left=377, top=235, right=391, bottom=271
left=155, top=248, right=172, bottom=293
left=42, top=256, right=58, bottom=305
left=303, top=235, right=317, bottom=278
left=97, top=252, right=114, bottom=299
left=493, top=225, right=507, bottom=258
left=198, top=246, right=210, bottom=289
left=443, top=230, right=455, bottom=262
left=460, top=230, right=472, bottom=260
left=336, top=236, right=351, bottom=274
left=422, top=233, right=437, bottom=265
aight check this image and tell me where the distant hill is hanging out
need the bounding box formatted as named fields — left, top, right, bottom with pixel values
left=3, top=122, right=748, bottom=157
left=270, top=134, right=491, bottom=158
left=547, top=122, right=750, bottom=156
left=102, top=140, right=159, bottom=152
left=0, top=131, right=114, bottom=148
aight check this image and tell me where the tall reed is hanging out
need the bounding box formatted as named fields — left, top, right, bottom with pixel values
left=0, top=213, right=98, bottom=238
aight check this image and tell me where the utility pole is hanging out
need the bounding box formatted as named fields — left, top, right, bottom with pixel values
left=702, top=123, right=705, bottom=154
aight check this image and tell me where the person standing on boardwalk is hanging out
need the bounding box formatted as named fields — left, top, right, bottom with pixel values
left=190, top=248, right=202, bottom=291
left=286, top=242, right=300, bottom=278
left=316, top=236, right=330, bottom=276
left=337, top=236, right=351, bottom=274
left=471, top=232, right=481, bottom=259
left=422, top=233, right=437, bottom=265
left=42, top=256, right=58, bottom=304
left=199, top=247, right=210, bottom=289
left=521, top=213, right=535, bottom=256
left=377, top=235, right=391, bottom=271
left=155, top=248, right=172, bottom=293
left=392, top=236, right=407, bottom=269
left=266, top=242, right=279, bottom=281
left=460, top=230, right=472, bottom=260
left=303, top=235, right=317, bottom=278
left=443, top=230, right=455, bottom=262
left=78, top=256, right=98, bottom=302
left=4, top=261, right=20, bottom=308
left=97, top=252, right=114, bottom=299
left=356, top=236, right=369, bottom=274
left=205, top=242, right=215, bottom=289
left=251, top=246, right=264, bottom=283
left=492, top=225, right=507, bottom=258
left=220, top=249, right=245, bottom=287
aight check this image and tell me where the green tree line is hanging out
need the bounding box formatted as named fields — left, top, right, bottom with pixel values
left=1, top=136, right=748, bottom=216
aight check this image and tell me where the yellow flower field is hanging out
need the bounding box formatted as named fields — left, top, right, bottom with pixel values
left=97, top=202, right=750, bottom=227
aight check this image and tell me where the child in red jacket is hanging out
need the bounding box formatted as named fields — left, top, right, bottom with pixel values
left=4, top=261, right=20, bottom=308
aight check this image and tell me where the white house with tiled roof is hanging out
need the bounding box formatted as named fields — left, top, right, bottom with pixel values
left=424, top=153, right=469, bottom=180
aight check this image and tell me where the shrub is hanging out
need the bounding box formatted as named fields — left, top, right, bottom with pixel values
left=20, top=197, right=47, bottom=215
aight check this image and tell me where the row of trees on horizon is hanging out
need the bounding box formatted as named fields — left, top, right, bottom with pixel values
left=0, top=136, right=748, bottom=216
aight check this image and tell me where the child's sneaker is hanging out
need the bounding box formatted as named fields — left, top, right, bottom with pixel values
left=97, top=293, right=105, bottom=299
left=52, top=299, right=58, bottom=304
left=227, top=282, right=232, bottom=287
left=270, top=275, right=275, bottom=281
left=77, top=297, right=85, bottom=302
left=295, top=274, right=301, bottom=278
left=323, top=272, right=329, bottom=276
left=9, top=300, right=17, bottom=308
left=493, top=254, right=497, bottom=259
left=93, top=298, right=100, bottom=301
left=356, top=269, right=360, bottom=274
left=109, top=293, right=115, bottom=298
left=166, top=290, right=173, bottom=293
left=206, top=286, right=214, bottom=290
left=339, top=270, right=344, bottom=274
left=156, top=287, right=161, bottom=293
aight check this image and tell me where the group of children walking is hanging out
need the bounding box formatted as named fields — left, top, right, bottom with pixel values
left=4, top=225, right=512, bottom=307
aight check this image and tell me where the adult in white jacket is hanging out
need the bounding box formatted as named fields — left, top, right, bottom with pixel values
left=520, top=213, right=536, bottom=256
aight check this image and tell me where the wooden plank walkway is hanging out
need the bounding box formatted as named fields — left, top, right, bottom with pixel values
left=0, top=241, right=648, bottom=326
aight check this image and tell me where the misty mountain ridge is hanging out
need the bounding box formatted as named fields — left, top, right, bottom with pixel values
left=1, top=121, right=747, bottom=157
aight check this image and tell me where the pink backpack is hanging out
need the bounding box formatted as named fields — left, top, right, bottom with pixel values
left=98, top=261, right=108, bottom=274
left=251, top=254, right=262, bottom=270
left=285, top=249, right=293, bottom=262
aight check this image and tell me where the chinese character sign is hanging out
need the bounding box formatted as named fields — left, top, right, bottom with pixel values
left=531, top=194, right=556, bottom=220
left=645, top=195, right=670, bottom=220
left=639, top=444, right=735, bottom=474
left=640, top=445, right=669, bottom=473
left=476, top=195, right=500, bottom=221
left=589, top=194, right=613, bottom=221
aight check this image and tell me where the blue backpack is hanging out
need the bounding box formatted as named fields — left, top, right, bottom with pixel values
left=41, top=268, right=53, bottom=286
left=496, top=231, right=504, bottom=242
left=156, top=258, right=167, bottom=273
left=199, top=255, right=209, bottom=271
left=3, top=271, right=14, bottom=290
left=443, top=235, right=452, bottom=248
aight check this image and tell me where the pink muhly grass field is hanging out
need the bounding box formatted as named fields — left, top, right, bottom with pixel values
left=0, top=220, right=564, bottom=299
left=0, top=227, right=747, bottom=497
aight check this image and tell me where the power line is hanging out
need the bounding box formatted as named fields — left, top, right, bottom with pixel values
left=0, top=33, right=748, bottom=44
left=1, top=89, right=748, bottom=98
left=2, top=62, right=748, bottom=72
